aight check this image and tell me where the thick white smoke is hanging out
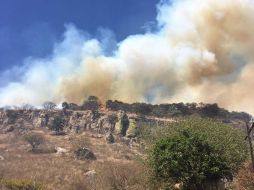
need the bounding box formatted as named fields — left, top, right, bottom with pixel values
left=1, top=0, right=254, bottom=114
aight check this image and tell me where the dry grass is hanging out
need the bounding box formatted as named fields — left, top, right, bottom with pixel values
left=0, top=128, right=152, bottom=190
left=236, top=162, right=254, bottom=190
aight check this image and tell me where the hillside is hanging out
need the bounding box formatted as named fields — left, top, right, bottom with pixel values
left=0, top=102, right=252, bottom=189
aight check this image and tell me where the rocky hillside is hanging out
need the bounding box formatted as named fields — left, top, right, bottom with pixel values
left=0, top=102, right=252, bottom=190
left=0, top=101, right=251, bottom=138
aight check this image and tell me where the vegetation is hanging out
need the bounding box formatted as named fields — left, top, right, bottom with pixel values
left=106, top=100, right=251, bottom=121
left=23, top=133, right=45, bottom=151
left=237, top=162, right=254, bottom=190
left=42, top=101, right=56, bottom=110
left=81, top=96, right=100, bottom=110
left=145, top=117, right=248, bottom=189
left=48, top=116, right=65, bottom=134
left=149, top=130, right=231, bottom=190
left=120, top=113, right=129, bottom=136
left=0, top=179, right=44, bottom=190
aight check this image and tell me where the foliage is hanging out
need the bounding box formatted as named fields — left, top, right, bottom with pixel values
left=23, top=133, right=45, bottom=151
left=48, top=116, right=64, bottom=133
left=201, top=103, right=219, bottom=117
left=146, top=117, right=248, bottom=173
left=62, top=101, right=80, bottom=110
left=88, top=95, right=99, bottom=102
left=62, top=102, right=69, bottom=110
left=105, top=100, right=251, bottom=122
left=0, top=179, right=43, bottom=190
left=149, top=130, right=231, bottom=190
left=42, top=101, right=56, bottom=110
left=82, top=96, right=100, bottom=110
left=142, top=117, right=248, bottom=189
left=120, top=113, right=129, bottom=136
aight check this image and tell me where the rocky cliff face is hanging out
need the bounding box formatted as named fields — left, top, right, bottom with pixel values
left=0, top=110, right=115, bottom=135
left=0, top=108, right=248, bottom=137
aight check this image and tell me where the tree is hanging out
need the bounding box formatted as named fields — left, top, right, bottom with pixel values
left=69, top=103, right=79, bottom=110
left=201, top=103, right=219, bottom=117
left=88, top=95, right=99, bottom=102
left=24, top=133, right=45, bottom=151
left=42, top=101, right=56, bottom=110
left=48, top=116, right=65, bottom=134
left=81, top=96, right=100, bottom=110
left=62, top=102, right=69, bottom=110
left=21, top=104, right=35, bottom=110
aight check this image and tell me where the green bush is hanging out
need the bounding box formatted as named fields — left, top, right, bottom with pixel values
left=145, top=117, right=248, bottom=189
left=120, top=113, right=129, bottom=136
left=48, top=116, right=64, bottom=134
left=149, top=130, right=231, bottom=190
left=0, top=179, right=44, bottom=190
left=148, top=118, right=248, bottom=172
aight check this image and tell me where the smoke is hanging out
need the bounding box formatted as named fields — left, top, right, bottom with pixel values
left=1, top=0, right=254, bottom=114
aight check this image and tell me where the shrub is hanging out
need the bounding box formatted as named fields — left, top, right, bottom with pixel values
left=120, top=113, right=129, bottom=136
left=23, top=133, right=45, bottom=151
left=146, top=117, right=248, bottom=172
left=48, top=116, right=65, bottom=134
left=149, top=130, right=231, bottom=190
left=145, top=117, right=248, bottom=189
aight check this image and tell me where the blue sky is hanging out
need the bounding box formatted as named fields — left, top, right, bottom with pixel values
left=0, top=0, right=159, bottom=71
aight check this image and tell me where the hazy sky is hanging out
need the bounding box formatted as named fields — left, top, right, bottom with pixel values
left=0, top=0, right=159, bottom=71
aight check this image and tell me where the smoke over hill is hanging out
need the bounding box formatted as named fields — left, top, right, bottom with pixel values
left=1, top=0, right=254, bottom=114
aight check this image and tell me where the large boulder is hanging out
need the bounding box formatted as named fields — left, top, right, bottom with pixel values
left=74, top=148, right=96, bottom=160
left=126, top=119, right=137, bottom=138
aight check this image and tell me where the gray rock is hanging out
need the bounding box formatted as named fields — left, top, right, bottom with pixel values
left=56, top=147, right=69, bottom=155
left=0, top=155, right=4, bottom=160
left=74, top=148, right=96, bottom=160
left=3, top=125, right=14, bottom=133
left=84, top=170, right=97, bottom=179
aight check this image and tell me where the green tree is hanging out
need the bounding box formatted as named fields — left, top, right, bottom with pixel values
left=82, top=96, right=100, bottom=110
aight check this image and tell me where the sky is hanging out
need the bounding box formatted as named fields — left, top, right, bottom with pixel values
left=1, top=0, right=254, bottom=115
left=0, top=0, right=159, bottom=71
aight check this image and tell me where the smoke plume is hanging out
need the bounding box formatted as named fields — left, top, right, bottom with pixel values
left=1, top=0, right=254, bottom=114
